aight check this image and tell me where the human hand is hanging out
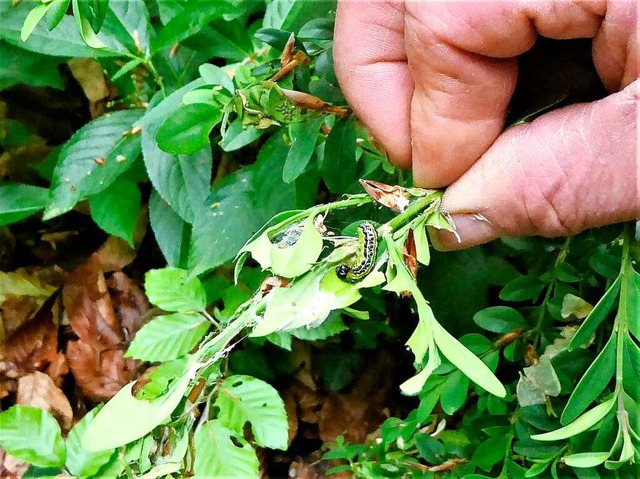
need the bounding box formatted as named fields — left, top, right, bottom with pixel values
left=334, top=0, right=639, bottom=249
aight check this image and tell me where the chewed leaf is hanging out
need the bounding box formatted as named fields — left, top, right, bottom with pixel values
left=532, top=395, right=616, bottom=441
left=400, top=347, right=441, bottom=395
left=241, top=215, right=323, bottom=278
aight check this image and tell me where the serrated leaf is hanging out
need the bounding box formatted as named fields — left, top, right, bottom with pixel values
left=0, top=183, right=49, bottom=227
left=65, top=408, right=115, bottom=477
left=145, top=268, right=207, bottom=312
left=561, top=332, right=616, bottom=424
left=125, top=312, right=209, bottom=362
left=156, top=103, right=222, bottom=155
left=473, top=306, right=527, bottom=333
left=432, top=321, right=506, bottom=398
left=215, top=375, right=288, bottom=450
left=569, top=276, right=620, bottom=349
left=0, top=405, right=65, bottom=468
left=149, top=190, right=187, bottom=267
left=44, top=109, right=143, bottom=219
left=140, top=80, right=213, bottom=224
left=83, top=374, right=191, bottom=451
left=192, top=420, right=259, bottom=478
left=532, top=395, right=616, bottom=441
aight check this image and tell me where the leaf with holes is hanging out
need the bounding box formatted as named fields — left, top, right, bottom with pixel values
left=214, top=375, right=288, bottom=450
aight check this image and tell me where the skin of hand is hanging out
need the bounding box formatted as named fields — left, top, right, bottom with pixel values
left=334, top=0, right=639, bottom=249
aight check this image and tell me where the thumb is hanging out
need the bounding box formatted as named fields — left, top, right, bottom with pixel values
left=435, top=80, right=639, bottom=250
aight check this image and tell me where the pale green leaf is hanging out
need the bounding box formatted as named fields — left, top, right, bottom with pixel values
left=0, top=406, right=65, bottom=468
left=145, top=268, right=207, bottom=312
left=532, top=396, right=616, bottom=441
left=215, top=375, right=288, bottom=450
left=65, top=408, right=115, bottom=477
left=83, top=374, right=191, bottom=451
left=432, top=321, right=506, bottom=398
left=563, top=452, right=610, bottom=468
left=192, top=420, right=259, bottom=478
left=125, top=312, right=210, bottom=362
left=20, top=3, right=49, bottom=41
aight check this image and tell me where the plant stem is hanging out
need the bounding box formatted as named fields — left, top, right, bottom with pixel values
left=533, top=237, right=571, bottom=348
left=383, top=191, right=443, bottom=234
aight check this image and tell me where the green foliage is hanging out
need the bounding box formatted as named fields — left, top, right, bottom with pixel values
left=2, top=1, right=638, bottom=478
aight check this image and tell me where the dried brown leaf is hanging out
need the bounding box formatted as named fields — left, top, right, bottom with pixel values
left=359, top=179, right=410, bottom=212
left=17, top=371, right=73, bottom=431
left=63, top=255, right=122, bottom=349
left=67, top=341, right=139, bottom=402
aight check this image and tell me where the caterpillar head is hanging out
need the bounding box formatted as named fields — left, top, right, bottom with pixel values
left=335, top=264, right=350, bottom=280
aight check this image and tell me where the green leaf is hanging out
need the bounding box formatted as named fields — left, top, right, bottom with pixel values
left=151, top=2, right=234, bottom=53
left=140, top=81, right=213, bottom=223
left=415, top=434, right=446, bottom=463
left=157, top=103, right=222, bottom=155
left=525, top=461, right=551, bottom=477
left=125, top=312, right=209, bottom=362
left=432, top=321, right=506, bottom=398
left=20, top=3, right=49, bottom=41
left=625, top=267, right=640, bottom=340
left=532, top=395, right=616, bottom=441
left=0, top=183, right=49, bottom=227
left=0, top=42, right=64, bottom=91
left=0, top=0, right=118, bottom=57
left=71, top=0, right=106, bottom=48
left=413, top=216, right=431, bottom=266
left=43, top=109, right=144, bottom=219
left=321, top=116, right=357, bottom=193
left=89, top=179, right=141, bottom=246
left=472, top=435, right=509, bottom=471
left=83, top=374, right=191, bottom=451
left=623, top=333, right=640, bottom=403
left=242, top=215, right=323, bottom=278
left=440, top=372, right=469, bottom=415
left=192, top=420, right=259, bottom=478
left=199, top=63, right=234, bottom=93
left=555, top=262, right=582, bottom=282
left=561, top=332, right=616, bottom=424
left=43, top=0, right=71, bottom=31
left=145, top=268, right=207, bottom=312
left=0, top=405, right=65, bottom=468
left=220, top=120, right=264, bottom=151
left=215, top=375, right=288, bottom=450
left=473, top=306, right=528, bottom=333
left=282, top=117, right=323, bottom=183
left=500, top=275, right=545, bottom=302
left=149, top=190, right=188, bottom=267
left=563, top=452, right=610, bottom=468
left=65, top=408, right=116, bottom=477
left=569, top=275, right=620, bottom=350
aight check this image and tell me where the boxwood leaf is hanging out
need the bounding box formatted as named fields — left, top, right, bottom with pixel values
left=561, top=332, right=616, bottom=424
left=474, top=306, right=528, bottom=333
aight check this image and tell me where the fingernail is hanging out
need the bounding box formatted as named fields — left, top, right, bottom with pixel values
left=430, top=214, right=499, bottom=251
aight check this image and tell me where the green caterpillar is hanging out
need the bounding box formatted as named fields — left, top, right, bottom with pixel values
left=336, top=221, right=378, bottom=283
